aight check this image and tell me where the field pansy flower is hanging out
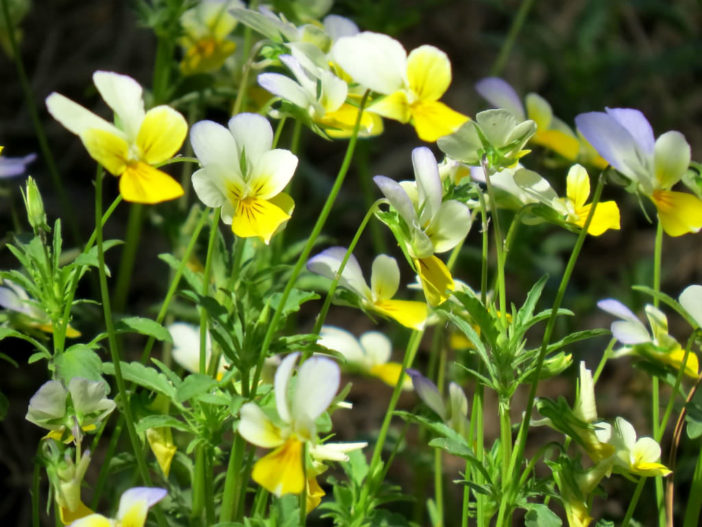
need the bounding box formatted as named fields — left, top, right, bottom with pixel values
left=68, top=487, right=167, bottom=527
left=0, top=147, right=36, bottom=178
left=598, top=298, right=699, bottom=378
left=190, top=113, right=298, bottom=244
left=307, top=247, right=428, bottom=330
left=318, top=326, right=410, bottom=388
left=178, top=0, right=240, bottom=75
left=680, top=284, right=702, bottom=329
left=332, top=32, right=468, bottom=141
left=374, top=147, right=471, bottom=305
left=46, top=71, right=186, bottom=204
left=238, top=353, right=344, bottom=499
left=576, top=108, right=701, bottom=236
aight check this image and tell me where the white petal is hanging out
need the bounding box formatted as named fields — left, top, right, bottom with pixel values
left=307, top=247, right=370, bottom=298
left=26, top=380, right=67, bottom=423
left=274, top=352, right=299, bottom=424
left=474, top=77, right=525, bottom=120
left=427, top=200, right=471, bottom=253
left=654, top=130, right=691, bottom=189
left=292, top=356, right=340, bottom=430
left=574, top=361, right=597, bottom=422
left=116, top=487, right=167, bottom=520
left=370, top=254, right=400, bottom=301
left=412, top=147, right=442, bottom=224
left=374, top=175, right=417, bottom=226
left=597, top=299, right=650, bottom=344
left=238, top=402, right=285, bottom=448
left=46, top=93, right=118, bottom=138
left=680, top=284, right=702, bottom=328
left=332, top=32, right=406, bottom=94
left=360, top=331, right=392, bottom=366
left=310, top=441, right=366, bottom=462
left=169, top=322, right=210, bottom=373
left=191, top=168, right=228, bottom=209
left=93, top=71, right=145, bottom=140
left=319, top=326, right=366, bottom=365
left=323, top=14, right=359, bottom=41
left=279, top=54, right=316, bottom=94
left=190, top=120, right=240, bottom=170
left=513, top=169, right=559, bottom=206
left=633, top=437, right=662, bottom=463
left=258, top=72, right=311, bottom=109
left=228, top=113, right=273, bottom=167
left=320, top=70, right=348, bottom=113
left=613, top=416, right=637, bottom=450
left=249, top=149, right=298, bottom=199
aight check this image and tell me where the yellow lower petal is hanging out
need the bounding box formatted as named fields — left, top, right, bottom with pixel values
left=119, top=162, right=184, bottom=204
left=410, top=100, right=469, bottom=142
left=652, top=189, right=702, bottom=237
left=252, top=438, right=305, bottom=496
left=533, top=129, right=580, bottom=160
left=81, top=128, right=128, bottom=176
left=368, top=91, right=411, bottom=123
left=146, top=427, right=177, bottom=477
left=369, top=362, right=412, bottom=390
left=320, top=104, right=383, bottom=138
left=372, top=298, right=427, bottom=330
left=60, top=500, right=94, bottom=525
left=416, top=256, right=454, bottom=306
left=657, top=347, right=699, bottom=379
left=306, top=476, right=325, bottom=513
left=232, top=195, right=292, bottom=244
left=574, top=201, right=621, bottom=236
left=631, top=460, right=672, bottom=478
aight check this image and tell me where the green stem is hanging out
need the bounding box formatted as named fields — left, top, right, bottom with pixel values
left=113, top=203, right=144, bottom=314
left=498, top=174, right=606, bottom=526
left=309, top=201, right=380, bottom=339
left=481, top=157, right=507, bottom=326
left=94, top=169, right=164, bottom=525
left=220, top=434, right=246, bottom=522
left=651, top=220, right=664, bottom=526
left=499, top=397, right=513, bottom=501
left=1, top=0, right=80, bottom=244
left=200, top=208, right=221, bottom=373
left=621, top=478, right=647, bottom=527
left=489, top=0, right=536, bottom=76
left=191, top=445, right=207, bottom=523
left=683, top=448, right=702, bottom=527
left=249, top=91, right=370, bottom=392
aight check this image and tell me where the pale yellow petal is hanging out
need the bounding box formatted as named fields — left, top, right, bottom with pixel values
left=652, top=189, right=702, bottom=237
left=252, top=438, right=305, bottom=496
left=67, top=513, right=111, bottom=527
left=416, top=256, right=454, bottom=306
left=372, top=299, right=428, bottom=330
left=80, top=128, right=129, bottom=176
left=369, top=362, right=412, bottom=390
left=566, top=164, right=590, bottom=208
left=406, top=45, right=452, bottom=102
left=368, top=91, right=411, bottom=123
left=410, top=100, right=469, bottom=143
left=306, top=476, right=325, bottom=513
left=232, top=196, right=292, bottom=244
left=119, top=162, right=184, bottom=204
left=59, top=500, right=93, bottom=525
left=137, top=106, right=187, bottom=164
left=146, top=427, right=177, bottom=477
left=319, top=104, right=383, bottom=138
left=534, top=129, right=580, bottom=160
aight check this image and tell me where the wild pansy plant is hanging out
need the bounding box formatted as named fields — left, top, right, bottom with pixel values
left=68, top=487, right=167, bottom=527
left=576, top=108, right=702, bottom=236
left=190, top=112, right=298, bottom=244
left=374, top=146, right=472, bottom=305
left=46, top=71, right=187, bottom=204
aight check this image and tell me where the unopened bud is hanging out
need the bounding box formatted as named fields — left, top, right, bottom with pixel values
left=21, top=176, right=48, bottom=233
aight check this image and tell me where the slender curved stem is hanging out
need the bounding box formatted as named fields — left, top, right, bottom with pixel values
left=489, top=0, right=536, bottom=76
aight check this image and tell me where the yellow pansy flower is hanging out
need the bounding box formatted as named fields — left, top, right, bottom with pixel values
left=46, top=71, right=186, bottom=204
left=576, top=108, right=702, bottom=236
left=179, top=0, right=239, bottom=75
left=190, top=113, right=298, bottom=244
left=332, top=32, right=468, bottom=141
left=560, top=164, right=620, bottom=235
left=68, top=487, right=167, bottom=527
left=307, top=248, right=428, bottom=330
left=318, top=326, right=411, bottom=389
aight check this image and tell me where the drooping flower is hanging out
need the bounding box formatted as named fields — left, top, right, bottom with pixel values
left=68, top=487, right=167, bottom=527
left=41, top=441, right=94, bottom=525
left=318, top=326, right=410, bottom=388
left=475, top=77, right=606, bottom=168
left=598, top=298, right=699, bottom=378
left=513, top=164, right=620, bottom=236
left=190, top=113, right=298, bottom=244
left=238, top=352, right=362, bottom=509
left=332, top=32, right=468, bottom=141
left=374, top=147, right=471, bottom=305
left=46, top=71, right=186, bottom=204
left=307, top=248, right=428, bottom=330
left=576, top=108, right=701, bottom=236
left=179, top=0, right=240, bottom=75
left=258, top=51, right=382, bottom=138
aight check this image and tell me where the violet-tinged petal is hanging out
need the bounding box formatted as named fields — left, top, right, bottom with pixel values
left=605, top=108, right=655, bottom=154
left=374, top=175, right=417, bottom=225
left=474, top=77, right=525, bottom=120
left=406, top=369, right=446, bottom=420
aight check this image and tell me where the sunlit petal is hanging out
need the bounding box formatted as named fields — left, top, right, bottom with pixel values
left=427, top=200, right=471, bottom=253
left=232, top=196, right=291, bottom=244
left=68, top=513, right=111, bottom=527
left=368, top=91, right=411, bottom=123
left=654, top=131, right=690, bottom=189
left=575, top=201, right=620, bottom=236
left=373, top=299, right=428, bottom=330
left=248, top=149, right=298, bottom=199
left=359, top=331, right=392, bottom=365
left=146, top=427, right=177, bottom=477
left=46, top=93, right=118, bottom=137
left=406, top=45, right=451, bottom=102
left=652, top=189, right=702, bottom=237
left=190, top=120, right=240, bottom=169
left=474, top=77, right=525, bottom=120
left=93, top=71, right=145, bottom=140
left=416, top=256, right=454, bottom=306
left=525, top=93, right=553, bottom=130
left=116, top=487, right=167, bottom=527
left=238, top=402, right=285, bottom=448
left=252, top=438, right=305, bottom=496
left=680, top=285, right=702, bottom=329
left=318, top=326, right=366, bottom=364
left=566, top=164, right=590, bottom=209
left=605, top=108, right=655, bottom=153
left=292, top=357, right=340, bottom=437
left=373, top=175, right=417, bottom=225
left=307, top=248, right=371, bottom=298
left=370, top=254, right=400, bottom=301
left=228, top=113, right=274, bottom=165
left=411, top=100, right=469, bottom=142
left=137, top=106, right=187, bottom=164
left=80, top=128, right=128, bottom=176
left=533, top=129, right=580, bottom=160
left=119, top=162, right=184, bottom=204
left=412, top=146, right=442, bottom=223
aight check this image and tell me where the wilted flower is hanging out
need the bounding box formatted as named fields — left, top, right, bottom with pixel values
left=374, top=147, right=471, bottom=305
left=46, top=71, right=186, bottom=204
left=68, top=487, right=167, bottom=527
left=332, top=32, right=468, bottom=141
left=598, top=298, right=699, bottom=378
left=190, top=113, right=298, bottom=244
left=576, top=108, right=701, bottom=236
left=307, top=247, right=428, bottom=330
left=318, top=326, right=410, bottom=388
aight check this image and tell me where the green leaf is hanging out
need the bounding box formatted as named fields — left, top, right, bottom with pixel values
left=176, top=374, right=217, bottom=404
left=686, top=388, right=702, bottom=439
left=524, top=503, right=562, bottom=526
left=633, top=285, right=698, bottom=329
left=453, top=291, right=499, bottom=349
left=268, top=289, right=319, bottom=318
left=136, top=414, right=191, bottom=434
left=73, top=240, right=122, bottom=276
left=55, top=347, right=104, bottom=384
left=103, top=361, right=175, bottom=398
left=116, top=317, right=172, bottom=342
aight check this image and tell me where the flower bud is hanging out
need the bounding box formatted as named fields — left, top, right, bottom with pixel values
left=21, top=176, right=48, bottom=233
